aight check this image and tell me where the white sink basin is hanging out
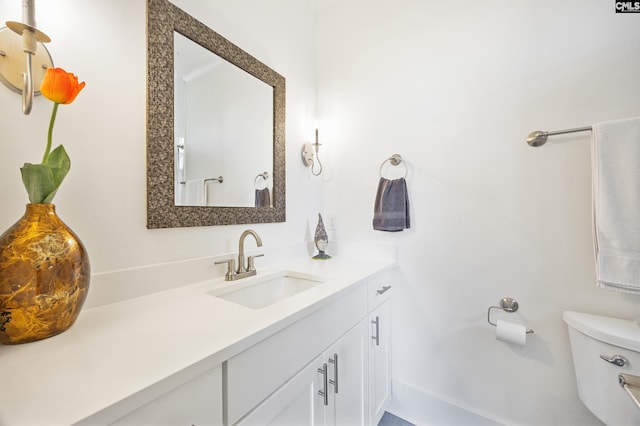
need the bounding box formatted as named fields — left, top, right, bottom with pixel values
left=207, top=270, right=324, bottom=309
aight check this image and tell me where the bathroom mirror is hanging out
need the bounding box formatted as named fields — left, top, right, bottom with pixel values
left=147, top=0, right=286, bottom=228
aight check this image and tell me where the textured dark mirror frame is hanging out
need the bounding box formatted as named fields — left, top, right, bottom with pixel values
left=147, top=0, right=286, bottom=228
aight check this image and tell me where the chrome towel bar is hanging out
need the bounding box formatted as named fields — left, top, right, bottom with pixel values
left=527, top=126, right=592, bottom=147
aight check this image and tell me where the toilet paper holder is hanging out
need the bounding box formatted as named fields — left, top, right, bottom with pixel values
left=487, top=297, right=534, bottom=334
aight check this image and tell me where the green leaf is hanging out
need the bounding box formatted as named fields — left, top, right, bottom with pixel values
left=20, top=145, right=70, bottom=203
left=45, top=145, right=71, bottom=186
left=21, top=163, right=56, bottom=203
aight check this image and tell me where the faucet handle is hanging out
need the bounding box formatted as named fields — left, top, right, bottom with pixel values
left=215, top=258, right=236, bottom=280
left=247, top=253, right=264, bottom=271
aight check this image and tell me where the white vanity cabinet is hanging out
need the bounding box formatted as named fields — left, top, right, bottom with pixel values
left=228, top=268, right=393, bottom=426
left=226, top=282, right=368, bottom=425
left=369, top=301, right=391, bottom=424
left=239, top=320, right=369, bottom=426
left=368, top=272, right=392, bottom=425
left=235, top=309, right=370, bottom=426
left=109, top=364, right=223, bottom=426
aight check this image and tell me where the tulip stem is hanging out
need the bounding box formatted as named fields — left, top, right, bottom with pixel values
left=42, top=102, right=59, bottom=164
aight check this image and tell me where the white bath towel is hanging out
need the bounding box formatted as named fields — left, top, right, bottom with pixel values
left=184, top=179, right=205, bottom=206
left=592, top=117, right=640, bottom=294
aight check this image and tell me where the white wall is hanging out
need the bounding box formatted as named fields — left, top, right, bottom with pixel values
left=316, top=0, right=640, bottom=424
left=0, top=0, right=321, bottom=273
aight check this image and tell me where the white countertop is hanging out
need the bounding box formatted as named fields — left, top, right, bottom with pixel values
left=0, top=255, right=395, bottom=425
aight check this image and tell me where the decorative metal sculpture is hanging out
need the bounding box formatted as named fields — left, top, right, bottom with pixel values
left=313, top=213, right=331, bottom=260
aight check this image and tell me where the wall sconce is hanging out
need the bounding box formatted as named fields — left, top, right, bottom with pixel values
left=0, top=0, right=53, bottom=114
left=301, top=128, right=323, bottom=176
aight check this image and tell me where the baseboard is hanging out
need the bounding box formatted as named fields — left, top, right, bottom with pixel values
left=387, top=380, right=507, bottom=426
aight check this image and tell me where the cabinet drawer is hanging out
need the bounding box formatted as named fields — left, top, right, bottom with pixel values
left=367, top=270, right=392, bottom=310
left=226, top=283, right=367, bottom=425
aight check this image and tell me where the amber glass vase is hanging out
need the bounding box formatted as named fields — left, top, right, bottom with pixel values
left=0, top=204, right=90, bottom=344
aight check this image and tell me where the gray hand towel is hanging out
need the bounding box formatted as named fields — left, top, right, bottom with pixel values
left=373, top=177, right=410, bottom=231
left=255, top=188, right=271, bottom=208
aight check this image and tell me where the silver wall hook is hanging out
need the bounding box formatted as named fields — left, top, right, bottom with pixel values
left=0, top=0, right=53, bottom=114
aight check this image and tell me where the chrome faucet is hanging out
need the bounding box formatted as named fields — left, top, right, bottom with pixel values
left=216, top=229, right=263, bottom=281
left=237, top=229, right=263, bottom=274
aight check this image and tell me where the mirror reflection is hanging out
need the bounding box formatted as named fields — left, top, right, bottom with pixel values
left=174, top=32, right=273, bottom=207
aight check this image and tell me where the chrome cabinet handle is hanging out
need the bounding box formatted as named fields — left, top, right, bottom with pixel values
left=328, top=353, right=338, bottom=394
left=372, top=316, right=380, bottom=346
left=376, top=285, right=391, bottom=295
left=600, top=354, right=629, bottom=367
left=317, top=363, right=328, bottom=406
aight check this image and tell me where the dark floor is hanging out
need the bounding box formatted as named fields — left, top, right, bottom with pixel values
left=378, top=411, right=416, bottom=426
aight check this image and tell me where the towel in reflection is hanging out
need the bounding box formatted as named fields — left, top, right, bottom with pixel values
left=373, top=177, right=410, bottom=231
left=184, top=179, right=205, bottom=205
left=255, top=188, right=271, bottom=208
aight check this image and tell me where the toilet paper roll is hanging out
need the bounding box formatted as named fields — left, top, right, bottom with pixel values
left=496, top=319, right=527, bottom=346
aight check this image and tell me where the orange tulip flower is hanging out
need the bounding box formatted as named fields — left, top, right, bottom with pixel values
left=20, top=67, right=85, bottom=203
left=40, top=67, right=85, bottom=105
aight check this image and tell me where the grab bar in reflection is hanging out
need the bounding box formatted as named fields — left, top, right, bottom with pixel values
left=178, top=176, right=224, bottom=185
left=204, top=176, right=224, bottom=184
left=203, top=177, right=222, bottom=206
left=177, top=177, right=223, bottom=206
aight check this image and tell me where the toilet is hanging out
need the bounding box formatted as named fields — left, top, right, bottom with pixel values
left=564, top=311, right=640, bottom=425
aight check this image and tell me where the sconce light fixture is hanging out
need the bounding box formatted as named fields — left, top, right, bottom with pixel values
left=301, top=128, right=323, bottom=176
left=0, top=0, right=53, bottom=114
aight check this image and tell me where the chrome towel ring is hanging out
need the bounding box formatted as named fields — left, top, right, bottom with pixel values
left=254, top=171, right=269, bottom=189
left=379, top=154, right=408, bottom=178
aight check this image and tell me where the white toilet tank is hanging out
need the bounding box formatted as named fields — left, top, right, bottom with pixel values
left=564, top=311, right=640, bottom=426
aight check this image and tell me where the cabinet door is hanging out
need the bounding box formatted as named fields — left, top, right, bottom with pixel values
left=226, top=284, right=368, bottom=425
left=370, top=300, right=391, bottom=425
left=110, top=365, right=223, bottom=426
left=238, top=355, right=325, bottom=426
left=325, top=319, right=370, bottom=426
